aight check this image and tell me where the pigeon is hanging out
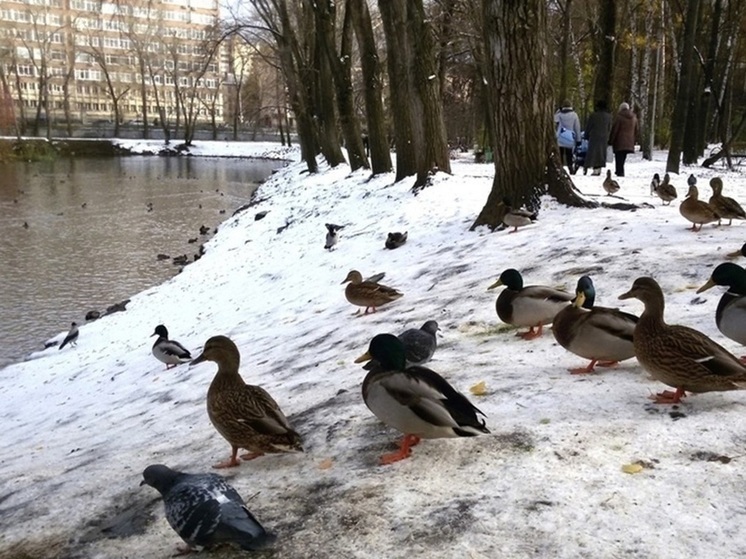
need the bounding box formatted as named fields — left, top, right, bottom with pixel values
left=385, top=231, right=408, bottom=249
left=398, top=320, right=440, bottom=366
left=688, top=174, right=697, bottom=187
left=151, top=325, right=192, bottom=369
left=650, top=173, right=660, bottom=195
left=324, top=223, right=343, bottom=250
left=59, top=322, right=79, bottom=350
left=141, top=464, right=275, bottom=553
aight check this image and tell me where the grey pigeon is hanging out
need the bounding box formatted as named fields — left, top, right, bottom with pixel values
left=324, top=223, right=343, bottom=250
left=59, top=322, right=78, bottom=350
left=688, top=174, right=697, bottom=187
left=141, top=464, right=275, bottom=553
left=650, top=173, right=660, bottom=195
left=398, top=320, right=440, bottom=366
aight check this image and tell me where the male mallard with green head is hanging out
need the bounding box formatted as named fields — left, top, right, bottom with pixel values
left=619, top=277, right=746, bottom=404
left=487, top=268, right=572, bottom=339
left=342, top=270, right=403, bottom=314
left=191, top=335, right=303, bottom=468
left=552, top=276, right=638, bottom=374
left=355, top=334, right=489, bottom=465
left=697, top=263, right=746, bottom=361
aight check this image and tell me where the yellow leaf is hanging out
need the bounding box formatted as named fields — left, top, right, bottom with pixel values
left=622, top=463, right=644, bottom=474
left=470, top=380, right=488, bottom=395
left=318, top=457, right=333, bottom=470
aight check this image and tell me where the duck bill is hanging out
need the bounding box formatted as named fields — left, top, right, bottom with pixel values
left=487, top=279, right=503, bottom=291
left=354, top=351, right=372, bottom=364
left=726, top=250, right=742, bottom=259
left=573, top=291, right=586, bottom=308
left=618, top=289, right=633, bottom=300
left=190, top=352, right=207, bottom=365
left=696, top=278, right=717, bottom=294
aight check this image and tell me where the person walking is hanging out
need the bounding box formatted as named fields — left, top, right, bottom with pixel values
left=554, top=99, right=581, bottom=171
left=609, top=102, right=639, bottom=177
left=584, top=100, right=612, bottom=176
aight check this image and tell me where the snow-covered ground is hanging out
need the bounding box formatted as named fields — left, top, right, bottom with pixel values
left=2, top=142, right=746, bottom=559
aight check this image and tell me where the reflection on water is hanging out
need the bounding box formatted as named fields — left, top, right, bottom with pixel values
left=0, top=156, right=284, bottom=368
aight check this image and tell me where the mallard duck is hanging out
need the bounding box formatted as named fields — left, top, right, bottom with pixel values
left=655, top=173, right=677, bottom=205
left=151, top=324, right=192, bottom=369
left=487, top=268, right=572, bottom=339
left=551, top=276, right=638, bottom=374
left=501, top=197, right=537, bottom=233
left=58, top=322, right=79, bottom=350
left=141, top=464, right=275, bottom=553
left=697, top=263, right=746, bottom=360
left=708, top=177, right=746, bottom=225
left=603, top=170, right=620, bottom=195
left=191, top=336, right=303, bottom=468
left=385, top=231, right=408, bottom=249
left=618, top=277, right=746, bottom=403
left=680, top=184, right=719, bottom=231
left=355, top=334, right=489, bottom=465
left=342, top=270, right=403, bottom=314
left=649, top=173, right=660, bottom=196
left=398, top=320, right=439, bottom=366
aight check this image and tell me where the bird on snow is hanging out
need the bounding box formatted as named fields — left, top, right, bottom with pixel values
left=650, top=173, right=660, bottom=196
left=603, top=170, right=620, bottom=195
left=688, top=174, right=697, bottom=187
left=151, top=324, right=192, bottom=369
left=385, top=231, right=408, bottom=249
left=655, top=173, right=678, bottom=206
left=501, top=197, right=538, bottom=233
left=398, top=320, right=440, bottom=366
left=708, top=177, right=746, bottom=226
left=324, top=223, right=343, bottom=250
left=141, top=464, right=275, bottom=554
left=59, top=322, right=79, bottom=350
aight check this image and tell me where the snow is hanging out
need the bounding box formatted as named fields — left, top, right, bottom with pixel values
left=2, top=142, right=746, bottom=559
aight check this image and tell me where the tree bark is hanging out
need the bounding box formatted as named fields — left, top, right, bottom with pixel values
left=592, top=0, right=616, bottom=108
left=666, top=0, right=701, bottom=173
left=348, top=0, right=392, bottom=175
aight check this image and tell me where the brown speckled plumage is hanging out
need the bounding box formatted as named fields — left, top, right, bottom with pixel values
left=191, top=336, right=302, bottom=468
left=708, top=177, right=746, bottom=225
left=342, top=270, right=403, bottom=313
left=680, top=185, right=719, bottom=231
left=619, top=277, right=746, bottom=403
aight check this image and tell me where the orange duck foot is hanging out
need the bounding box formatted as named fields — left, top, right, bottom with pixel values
left=212, top=446, right=241, bottom=469
left=650, top=388, right=687, bottom=404
left=569, top=359, right=598, bottom=374
left=240, top=451, right=264, bottom=461
left=517, top=325, right=543, bottom=340
left=379, top=435, right=421, bottom=466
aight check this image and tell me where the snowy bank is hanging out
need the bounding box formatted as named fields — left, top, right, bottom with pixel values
left=2, top=146, right=746, bottom=559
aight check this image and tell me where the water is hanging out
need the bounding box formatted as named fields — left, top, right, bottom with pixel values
left=0, top=156, right=285, bottom=368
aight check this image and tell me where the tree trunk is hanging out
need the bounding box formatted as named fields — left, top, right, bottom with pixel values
left=558, top=0, right=573, bottom=104
left=314, top=0, right=368, bottom=171
left=348, top=0, right=392, bottom=175
left=666, top=0, right=701, bottom=173
left=638, top=3, right=654, bottom=160
left=473, top=0, right=595, bottom=231
left=592, top=0, right=616, bottom=108
left=313, top=29, right=346, bottom=167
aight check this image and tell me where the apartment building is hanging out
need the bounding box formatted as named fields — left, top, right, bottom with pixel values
left=0, top=0, right=225, bottom=127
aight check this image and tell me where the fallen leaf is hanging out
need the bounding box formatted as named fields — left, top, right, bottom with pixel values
left=621, top=463, right=644, bottom=474
left=470, top=380, right=488, bottom=395
left=318, top=457, right=333, bottom=470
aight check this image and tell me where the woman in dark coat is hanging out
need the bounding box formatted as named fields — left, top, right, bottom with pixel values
left=609, top=102, right=639, bottom=177
left=584, top=100, right=612, bottom=176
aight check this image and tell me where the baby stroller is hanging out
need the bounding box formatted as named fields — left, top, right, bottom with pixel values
left=571, top=133, right=588, bottom=175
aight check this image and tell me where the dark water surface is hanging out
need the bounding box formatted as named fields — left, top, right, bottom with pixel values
left=0, top=156, right=284, bottom=368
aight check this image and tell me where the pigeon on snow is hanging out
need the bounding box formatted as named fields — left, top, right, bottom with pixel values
left=59, top=322, right=79, bottom=350
left=141, top=464, right=275, bottom=553
left=398, top=320, right=440, bottom=366
left=324, top=223, right=344, bottom=250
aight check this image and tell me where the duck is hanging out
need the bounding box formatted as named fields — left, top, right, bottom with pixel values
left=59, top=322, right=79, bottom=350
left=355, top=333, right=489, bottom=465
left=655, top=173, right=677, bottom=205
left=679, top=184, right=719, bottom=231
left=385, top=231, right=408, bottom=249
left=708, top=177, right=746, bottom=225
left=191, top=335, right=303, bottom=468
left=487, top=268, right=573, bottom=339
left=649, top=173, right=660, bottom=195
left=501, top=197, right=538, bottom=233
left=151, top=324, right=192, bottom=369
left=551, top=276, right=638, bottom=374
left=618, top=277, right=746, bottom=403
left=603, top=170, right=620, bottom=195
left=697, top=263, right=746, bottom=360
left=342, top=270, right=403, bottom=314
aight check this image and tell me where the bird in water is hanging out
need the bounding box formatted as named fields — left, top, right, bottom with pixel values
left=151, top=324, right=192, bottom=369
left=191, top=335, right=303, bottom=468
left=355, top=334, right=489, bottom=465
left=141, top=464, right=275, bottom=554
left=59, top=322, right=79, bottom=350
left=324, top=223, right=343, bottom=250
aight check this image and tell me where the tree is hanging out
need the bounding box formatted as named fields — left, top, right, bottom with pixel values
left=592, top=0, right=616, bottom=108
left=472, top=0, right=594, bottom=230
